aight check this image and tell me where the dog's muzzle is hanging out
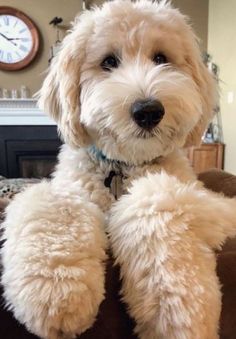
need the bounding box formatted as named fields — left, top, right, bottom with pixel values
left=131, top=99, right=165, bottom=130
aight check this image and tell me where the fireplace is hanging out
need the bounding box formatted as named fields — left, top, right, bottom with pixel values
left=0, top=99, right=62, bottom=178
left=0, top=126, right=61, bottom=178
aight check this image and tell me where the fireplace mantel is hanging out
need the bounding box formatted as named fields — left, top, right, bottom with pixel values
left=0, top=99, right=55, bottom=125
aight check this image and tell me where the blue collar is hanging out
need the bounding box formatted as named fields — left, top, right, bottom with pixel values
left=87, top=145, right=129, bottom=168
left=88, top=145, right=108, bottom=162
left=87, top=145, right=163, bottom=168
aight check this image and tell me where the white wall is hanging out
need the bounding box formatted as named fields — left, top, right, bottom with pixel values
left=208, top=0, right=236, bottom=174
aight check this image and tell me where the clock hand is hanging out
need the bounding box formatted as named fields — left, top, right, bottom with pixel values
left=0, top=32, right=10, bottom=40
left=0, top=32, right=17, bottom=46
left=7, top=38, right=29, bottom=44
left=0, top=32, right=9, bottom=38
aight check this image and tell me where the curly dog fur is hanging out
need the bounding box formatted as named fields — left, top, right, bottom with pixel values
left=1, top=1, right=236, bottom=338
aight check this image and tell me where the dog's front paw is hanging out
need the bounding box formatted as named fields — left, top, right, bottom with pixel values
left=5, top=268, right=105, bottom=339
left=108, top=172, right=221, bottom=339
left=1, top=182, right=107, bottom=339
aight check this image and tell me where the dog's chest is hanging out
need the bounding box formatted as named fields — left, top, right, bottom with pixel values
left=85, top=148, right=196, bottom=213
left=84, top=165, right=140, bottom=212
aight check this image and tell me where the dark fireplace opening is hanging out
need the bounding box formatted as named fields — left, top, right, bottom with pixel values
left=0, top=126, right=61, bottom=179
left=19, top=156, right=56, bottom=178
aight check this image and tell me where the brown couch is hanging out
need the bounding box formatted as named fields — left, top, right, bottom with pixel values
left=0, top=169, right=236, bottom=339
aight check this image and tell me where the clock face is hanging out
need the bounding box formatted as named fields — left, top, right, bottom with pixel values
left=0, top=14, right=33, bottom=64
left=0, top=7, right=39, bottom=71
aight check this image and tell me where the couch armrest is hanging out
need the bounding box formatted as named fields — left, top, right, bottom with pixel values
left=198, top=168, right=236, bottom=198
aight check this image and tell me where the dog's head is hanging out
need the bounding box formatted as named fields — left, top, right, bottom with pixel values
left=38, top=0, right=217, bottom=165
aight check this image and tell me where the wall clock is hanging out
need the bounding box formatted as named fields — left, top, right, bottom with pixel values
left=0, top=7, right=39, bottom=71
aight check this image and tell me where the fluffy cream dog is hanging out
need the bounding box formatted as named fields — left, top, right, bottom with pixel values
left=1, top=1, right=236, bottom=339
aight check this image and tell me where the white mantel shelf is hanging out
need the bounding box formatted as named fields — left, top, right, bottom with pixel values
left=0, top=99, right=55, bottom=125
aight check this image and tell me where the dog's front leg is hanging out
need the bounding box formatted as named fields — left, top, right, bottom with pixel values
left=1, top=180, right=107, bottom=339
left=108, top=172, right=223, bottom=339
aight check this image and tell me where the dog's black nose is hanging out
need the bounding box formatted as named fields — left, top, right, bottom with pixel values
left=131, top=99, right=165, bottom=130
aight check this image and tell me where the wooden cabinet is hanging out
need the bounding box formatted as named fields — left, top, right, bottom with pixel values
left=187, top=143, right=224, bottom=174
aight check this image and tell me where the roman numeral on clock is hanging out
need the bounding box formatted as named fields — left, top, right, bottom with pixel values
left=20, top=45, right=28, bottom=53
left=19, top=27, right=27, bottom=34
left=3, top=16, right=9, bottom=26
left=7, top=53, right=12, bottom=63
left=16, top=51, right=21, bottom=58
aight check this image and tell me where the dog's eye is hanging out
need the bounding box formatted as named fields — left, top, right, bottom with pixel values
left=101, top=55, right=120, bottom=71
left=153, top=53, right=167, bottom=65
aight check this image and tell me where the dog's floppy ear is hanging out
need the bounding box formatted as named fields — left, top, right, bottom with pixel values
left=38, top=13, right=93, bottom=148
left=184, top=53, right=218, bottom=147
